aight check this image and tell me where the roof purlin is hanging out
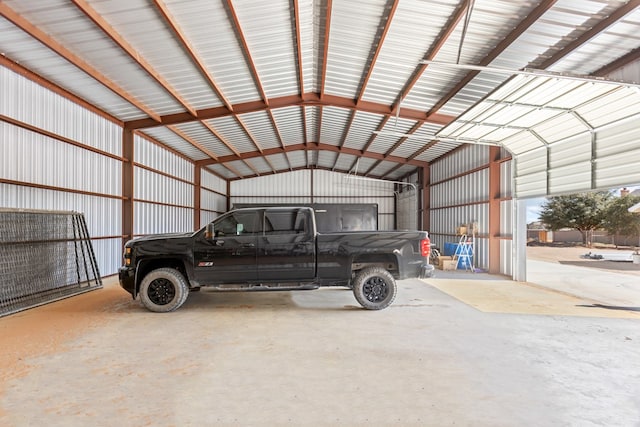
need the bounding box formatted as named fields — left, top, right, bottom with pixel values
left=152, top=0, right=233, bottom=111
left=0, top=2, right=162, bottom=123
left=426, top=0, right=558, bottom=117
left=70, top=0, right=198, bottom=118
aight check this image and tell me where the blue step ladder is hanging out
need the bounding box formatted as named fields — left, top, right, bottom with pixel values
left=454, top=234, right=474, bottom=272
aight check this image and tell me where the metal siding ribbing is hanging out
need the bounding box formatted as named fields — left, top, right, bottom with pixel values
left=230, top=1, right=299, bottom=99
left=500, top=160, right=512, bottom=198
left=162, top=0, right=260, bottom=104
left=1, top=66, right=122, bottom=156
left=134, top=203, right=193, bottom=235
left=2, top=122, right=121, bottom=195
left=134, top=167, right=193, bottom=207
left=431, top=145, right=489, bottom=182
left=500, top=239, right=512, bottom=277
left=201, top=169, right=227, bottom=195
left=431, top=169, right=488, bottom=208
left=232, top=170, right=311, bottom=197
left=201, top=189, right=227, bottom=213
left=324, top=0, right=388, bottom=98
left=134, top=135, right=193, bottom=182
left=238, top=111, right=281, bottom=151
left=88, top=0, right=222, bottom=111
left=397, top=190, right=418, bottom=230
left=0, top=20, right=146, bottom=121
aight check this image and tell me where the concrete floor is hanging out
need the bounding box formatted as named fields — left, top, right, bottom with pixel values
left=1, top=259, right=640, bottom=426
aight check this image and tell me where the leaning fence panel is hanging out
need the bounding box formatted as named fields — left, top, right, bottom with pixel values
left=0, top=209, right=102, bottom=317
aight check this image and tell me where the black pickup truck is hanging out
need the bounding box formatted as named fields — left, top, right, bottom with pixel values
left=119, top=207, right=433, bottom=312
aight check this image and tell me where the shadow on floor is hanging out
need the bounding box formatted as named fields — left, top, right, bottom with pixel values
left=576, top=303, right=640, bottom=312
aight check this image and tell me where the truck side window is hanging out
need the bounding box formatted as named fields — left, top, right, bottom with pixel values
left=264, top=210, right=306, bottom=235
left=215, top=211, right=259, bottom=236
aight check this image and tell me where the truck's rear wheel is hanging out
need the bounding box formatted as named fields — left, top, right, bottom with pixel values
left=139, top=268, right=189, bottom=313
left=352, top=267, right=397, bottom=310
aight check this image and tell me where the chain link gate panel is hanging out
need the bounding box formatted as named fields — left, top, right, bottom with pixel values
left=0, top=209, right=102, bottom=317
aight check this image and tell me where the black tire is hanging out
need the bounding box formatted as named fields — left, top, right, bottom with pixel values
left=352, top=267, right=397, bottom=310
left=139, top=268, right=189, bottom=313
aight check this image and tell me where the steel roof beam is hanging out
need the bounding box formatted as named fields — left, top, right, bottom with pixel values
left=426, top=0, right=558, bottom=117
left=225, top=0, right=269, bottom=105
left=319, top=0, right=333, bottom=99
left=392, top=0, right=469, bottom=111
left=0, top=2, right=161, bottom=123
left=124, top=92, right=455, bottom=130
left=196, top=142, right=425, bottom=168
left=538, top=0, right=640, bottom=70
left=355, top=0, right=400, bottom=104
left=70, top=0, right=198, bottom=118
left=592, top=47, right=640, bottom=77
left=152, top=0, right=233, bottom=111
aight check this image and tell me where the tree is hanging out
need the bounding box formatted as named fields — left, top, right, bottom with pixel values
left=539, top=192, right=611, bottom=247
left=602, top=195, right=640, bottom=247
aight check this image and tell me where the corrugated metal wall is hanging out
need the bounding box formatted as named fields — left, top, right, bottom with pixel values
left=200, top=168, right=228, bottom=225
left=1, top=65, right=123, bottom=275
left=429, top=146, right=514, bottom=275
left=230, top=169, right=397, bottom=230
left=133, top=135, right=194, bottom=235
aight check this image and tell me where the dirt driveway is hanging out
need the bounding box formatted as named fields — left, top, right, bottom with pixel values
left=527, top=244, right=640, bottom=276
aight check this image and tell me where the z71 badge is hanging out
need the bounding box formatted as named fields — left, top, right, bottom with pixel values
left=198, top=262, right=214, bottom=267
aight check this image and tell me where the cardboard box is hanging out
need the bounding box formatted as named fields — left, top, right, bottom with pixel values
left=437, top=255, right=452, bottom=269
left=442, top=259, right=458, bottom=271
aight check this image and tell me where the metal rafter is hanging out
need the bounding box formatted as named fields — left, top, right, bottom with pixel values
left=319, top=0, right=333, bottom=99
left=592, top=47, right=640, bottom=77
left=356, top=0, right=400, bottom=105
left=236, top=116, right=278, bottom=174
left=538, top=0, right=640, bottom=70
left=331, top=110, right=357, bottom=169
left=364, top=122, right=422, bottom=175
left=70, top=0, right=197, bottom=117
left=0, top=2, right=161, bottom=123
left=267, top=110, right=293, bottom=171
left=293, top=0, right=305, bottom=97
left=391, top=0, right=469, bottom=111
left=200, top=120, right=259, bottom=175
left=426, top=0, right=558, bottom=117
left=346, top=115, right=391, bottom=174
left=225, top=0, right=268, bottom=104
left=152, top=0, right=233, bottom=111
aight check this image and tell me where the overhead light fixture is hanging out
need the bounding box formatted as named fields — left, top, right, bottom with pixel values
left=372, top=130, right=501, bottom=146
left=419, top=60, right=640, bottom=89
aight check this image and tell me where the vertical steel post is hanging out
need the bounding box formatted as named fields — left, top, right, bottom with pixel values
left=488, top=146, right=501, bottom=274
left=122, top=128, right=134, bottom=247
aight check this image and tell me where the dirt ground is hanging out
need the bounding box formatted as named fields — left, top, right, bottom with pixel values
left=527, top=244, right=640, bottom=275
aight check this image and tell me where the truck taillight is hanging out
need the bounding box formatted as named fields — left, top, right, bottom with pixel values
left=421, top=238, right=431, bottom=258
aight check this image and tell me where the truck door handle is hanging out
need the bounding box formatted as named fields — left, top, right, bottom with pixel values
left=215, top=240, right=225, bottom=246
left=242, top=243, right=255, bottom=248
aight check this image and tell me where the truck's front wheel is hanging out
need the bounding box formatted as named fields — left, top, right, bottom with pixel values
left=352, top=267, right=397, bottom=310
left=139, top=268, right=189, bottom=313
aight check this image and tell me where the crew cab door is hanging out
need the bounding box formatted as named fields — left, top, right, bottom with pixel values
left=193, top=210, right=259, bottom=283
left=258, top=209, right=315, bottom=281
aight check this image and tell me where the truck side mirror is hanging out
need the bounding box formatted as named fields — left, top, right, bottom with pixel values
left=205, top=223, right=215, bottom=240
